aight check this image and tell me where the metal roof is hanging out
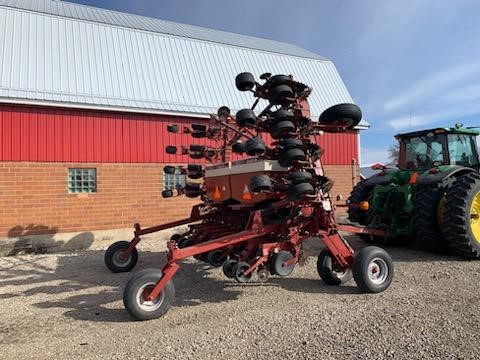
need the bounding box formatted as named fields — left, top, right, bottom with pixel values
left=0, top=0, right=369, bottom=127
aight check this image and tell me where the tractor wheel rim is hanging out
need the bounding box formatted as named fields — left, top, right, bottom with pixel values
left=437, top=193, right=446, bottom=232
left=113, top=249, right=131, bottom=267
left=137, top=283, right=165, bottom=312
left=469, top=191, right=480, bottom=243
left=367, top=257, right=389, bottom=285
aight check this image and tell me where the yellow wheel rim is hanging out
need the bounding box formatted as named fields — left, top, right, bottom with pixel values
left=437, top=193, right=446, bottom=231
left=469, top=191, right=480, bottom=243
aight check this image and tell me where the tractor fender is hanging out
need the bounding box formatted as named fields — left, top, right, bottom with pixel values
left=416, top=165, right=475, bottom=187
left=363, top=169, right=398, bottom=186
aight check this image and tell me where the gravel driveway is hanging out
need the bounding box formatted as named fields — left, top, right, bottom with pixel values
left=0, top=236, right=478, bottom=360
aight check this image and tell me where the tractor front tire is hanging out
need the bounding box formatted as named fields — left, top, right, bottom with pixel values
left=347, top=181, right=372, bottom=224
left=443, top=172, right=480, bottom=259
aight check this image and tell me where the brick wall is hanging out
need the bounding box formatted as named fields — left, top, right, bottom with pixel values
left=0, top=162, right=358, bottom=237
left=0, top=162, right=199, bottom=238
left=324, top=164, right=359, bottom=214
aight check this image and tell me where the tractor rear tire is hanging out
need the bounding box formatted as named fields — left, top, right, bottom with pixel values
left=443, top=172, right=480, bottom=259
left=317, top=248, right=352, bottom=285
left=414, top=185, right=451, bottom=253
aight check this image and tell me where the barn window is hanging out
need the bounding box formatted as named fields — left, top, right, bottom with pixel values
left=163, top=169, right=186, bottom=190
left=68, top=168, right=97, bottom=193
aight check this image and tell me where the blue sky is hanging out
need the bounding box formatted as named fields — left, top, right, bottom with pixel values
left=70, top=0, right=480, bottom=165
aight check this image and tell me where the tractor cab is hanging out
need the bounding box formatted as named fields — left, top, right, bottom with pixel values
left=396, top=126, right=480, bottom=171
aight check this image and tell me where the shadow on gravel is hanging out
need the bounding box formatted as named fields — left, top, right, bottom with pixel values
left=0, top=250, right=241, bottom=323
left=0, top=239, right=464, bottom=324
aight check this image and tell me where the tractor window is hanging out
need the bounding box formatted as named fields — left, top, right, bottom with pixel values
left=447, top=134, right=479, bottom=167
left=402, top=134, right=446, bottom=169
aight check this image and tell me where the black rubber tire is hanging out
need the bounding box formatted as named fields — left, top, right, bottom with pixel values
left=104, top=241, right=139, bottom=273
left=269, top=84, right=294, bottom=105
left=191, top=131, right=206, bottom=138
left=235, top=72, right=255, bottom=91
left=353, top=246, right=394, bottom=293
left=278, top=138, right=303, bottom=149
left=443, top=172, right=480, bottom=259
left=222, top=259, right=237, bottom=278
left=278, top=148, right=306, bottom=167
left=167, top=124, right=179, bottom=133
left=217, top=106, right=231, bottom=116
left=286, top=171, right=313, bottom=185
left=414, top=185, right=451, bottom=253
left=185, top=183, right=202, bottom=198
left=177, top=237, right=192, bottom=249
left=235, top=109, right=257, bottom=127
left=268, top=74, right=290, bottom=87
left=190, top=145, right=205, bottom=153
left=187, top=171, right=203, bottom=180
left=250, top=175, right=273, bottom=193
left=317, top=248, right=353, bottom=285
left=287, top=182, right=315, bottom=201
left=232, top=141, right=245, bottom=154
left=187, top=164, right=203, bottom=179
left=319, top=103, right=362, bottom=129
left=162, top=190, right=173, bottom=198
left=165, top=146, right=177, bottom=155
left=191, top=123, right=207, bottom=131
left=270, top=251, right=295, bottom=276
left=244, top=137, right=266, bottom=156
left=347, top=181, right=373, bottom=224
left=170, top=233, right=182, bottom=242
left=272, top=108, right=294, bottom=121
left=233, top=262, right=253, bottom=283
left=270, top=121, right=296, bottom=139
left=207, top=250, right=225, bottom=267
left=185, top=183, right=200, bottom=191
left=163, top=166, right=176, bottom=174
left=123, top=268, right=175, bottom=321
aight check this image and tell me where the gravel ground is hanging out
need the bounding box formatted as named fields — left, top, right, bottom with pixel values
left=0, top=235, right=478, bottom=360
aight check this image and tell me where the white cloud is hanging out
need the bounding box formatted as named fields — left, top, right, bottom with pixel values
left=384, top=62, right=480, bottom=112
left=387, top=102, right=480, bottom=130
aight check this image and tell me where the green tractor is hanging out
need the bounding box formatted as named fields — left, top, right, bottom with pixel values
left=348, top=124, right=480, bottom=259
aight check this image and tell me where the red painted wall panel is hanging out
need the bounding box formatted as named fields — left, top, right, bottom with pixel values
left=0, top=105, right=358, bottom=165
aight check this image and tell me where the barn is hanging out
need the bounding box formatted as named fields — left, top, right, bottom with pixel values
left=0, top=0, right=367, bottom=248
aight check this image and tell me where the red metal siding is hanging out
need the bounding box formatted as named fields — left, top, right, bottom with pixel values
left=0, top=105, right=358, bottom=165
